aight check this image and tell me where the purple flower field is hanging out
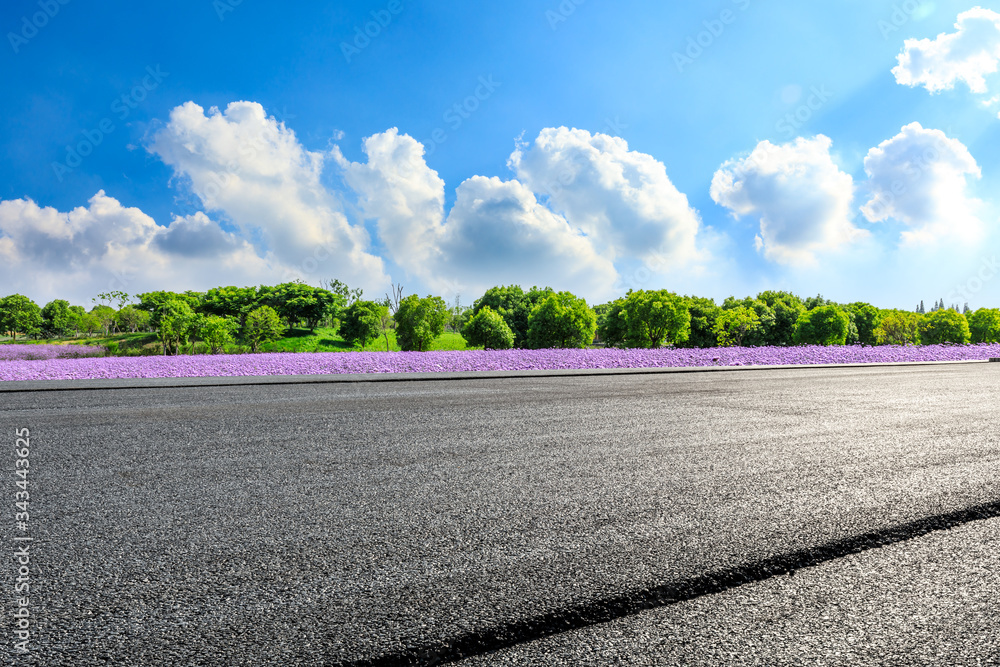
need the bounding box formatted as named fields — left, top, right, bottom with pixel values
left=1, top=343, right=999, bottom=382
left=0, top=344, right=106, bottom=362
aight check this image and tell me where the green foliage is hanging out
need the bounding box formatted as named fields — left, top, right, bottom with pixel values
left=116, top=305, right=150, bottom=333
left=196, top=315, right=238, bottom=354
left=243, top=305, right=285, bottom=353
left=624, top=289, right=690, bottom=348
left=472, top=285, right=554, bottom=348
left=596, top=299, right=628, bottom=348
left=713, top=306, right=761, bottom=347
left=919, top=309, right=971, bottom=345
left=968, top=307, right=1000, bottom=344
left=722, top=297, right=775, bottom=346
left=259, top=282, right=342, bottom=331
left=526, top=291, right=597, bottom=349
left=874, top=310, right=921, bottom=345
left=199, top=286, right=261, bottom=326
left=681, top=296, right=721, bottom=348
left=462, top=306, right=515, bottom=349
left=41, top=299, right=76, bottom=337
left=755, top=291, right=806, bottom=346
left=0, top=294, right=42, bottom=340
left=845, top=302, right=882, bottom=346
left=157, top=299, right=197, bottom=355
left=395, top=295, right=450, bottom=352
left=324, top=279, right=363, bottom=308
left=137, top=291, right=201, bottom=320
left=804, top=294, right=834, bottom=310
left=793, top=305, right=850, bottom=346
left=340, top=300, right=387, bottom=351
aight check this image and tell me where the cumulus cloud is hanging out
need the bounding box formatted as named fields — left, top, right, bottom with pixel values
left=0, top=191, right=271, bottom=305
left=893, top=7, right=1000, bottom=94
left=860, top=122, right=983, bottom=244
left=710, top=136, right=866, bottom=265
left=336, top=129, right=618, bottom=300
left=148, top=101, right=388, bottom=292
left=508, top=127, right=702, bottom=267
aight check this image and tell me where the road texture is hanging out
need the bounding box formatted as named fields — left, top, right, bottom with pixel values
left=2, top=363, right=999, bottom=665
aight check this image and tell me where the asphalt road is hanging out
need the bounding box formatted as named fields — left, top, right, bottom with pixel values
left=3, top=363, right=1000, bottom=665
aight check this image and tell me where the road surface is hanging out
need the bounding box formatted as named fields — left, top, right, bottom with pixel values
left=3, top=363, right=999, bottom=665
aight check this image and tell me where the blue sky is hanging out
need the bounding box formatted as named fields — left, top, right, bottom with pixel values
left=2, top=0, right=1000, bottom=310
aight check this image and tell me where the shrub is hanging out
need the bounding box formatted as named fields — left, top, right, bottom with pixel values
left=462, top=306, right=515, bottom=349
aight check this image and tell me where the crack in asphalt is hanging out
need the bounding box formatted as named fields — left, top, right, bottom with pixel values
left=339, top=498, right=1000, bottom=666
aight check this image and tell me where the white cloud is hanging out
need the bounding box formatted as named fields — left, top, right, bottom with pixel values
left=148, top=101, right=388, bottom=292
left=508, top=127, right=702, bottom=268
left=336, top=129, right=618, bottom=301
left=861, top=122, right=983, bottom=244
left=0, top=191, right=271, bottom=305
left=893, top=7, right=1000, bottom=94
left=710, top=135, right=866, bottom=265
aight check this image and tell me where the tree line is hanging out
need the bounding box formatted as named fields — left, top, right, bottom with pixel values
left=1, top=283, right=999, bottom=354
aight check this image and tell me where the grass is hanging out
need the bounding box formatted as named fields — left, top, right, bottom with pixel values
left=2, top=328, right=473, bottom=355
left=258, top=328, right=471, bottom=353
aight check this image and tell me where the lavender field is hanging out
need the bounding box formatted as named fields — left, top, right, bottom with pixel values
left=1, top=344, right=999, bottom=382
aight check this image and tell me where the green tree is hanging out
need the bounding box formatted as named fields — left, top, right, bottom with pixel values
left=845, top=302, right=882, bottom=346
left=624, top=289, right=691, bottom=348
left=0, top=294, right=42, bottom=340
left=323, top=279, right=364, bottom=308
left=874, top=310, right=920, bottom=345
left=157, top=299, right=197, bottom=355
left=395, top=295, right=450, bottom=352
left=41, top=299, right=75, bottom=337
left=722, top=297, right=775, bottom=347
left=596, top=298, right=628, bottom=348
left=681, top=296, right=721, bottom=348
left=199, top=286, right=261, bottom=328
left=116, top=305, right=150, bottom=333
left=919, top=309, right=971, bottom=345
left=713, top=306, right=761, bottom=347
left=462, top=306, right=515, bottom=350
left=526, top=291, right=597, bottom=349
left=260, top=282, right=341, bottom=331
left=196, top=315, right=238, bottom=354
left=968, top=307, right=1000, bottom=344
left=755, top=291, right=806, bottom=346
left=340, top=300, right=386, bottom=351
left=243, top=305, right=285, bottom=353
left=793, top=305, right=850, bottom=346
left=471, top=285, right=554, bottom=348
